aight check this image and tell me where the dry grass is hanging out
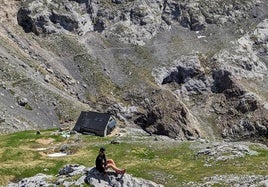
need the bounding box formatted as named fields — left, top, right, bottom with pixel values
left=35, top=138, right=55, bottom=145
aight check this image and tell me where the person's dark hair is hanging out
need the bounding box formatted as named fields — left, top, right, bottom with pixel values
left=100, top=147, right=106, bottom=152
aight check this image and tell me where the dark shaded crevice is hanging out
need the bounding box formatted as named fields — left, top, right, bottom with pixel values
left=17, top=8, right=34, bottom=34
left=49, top=13, right=79, bottom=32
left=93, top=18, right=105, bottom=33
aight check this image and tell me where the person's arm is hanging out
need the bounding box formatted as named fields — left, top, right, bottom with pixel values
left=103, top=154, right=107, bottom=169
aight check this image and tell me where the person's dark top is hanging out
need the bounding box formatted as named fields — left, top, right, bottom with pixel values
left=95, top=153, right=107, bottom=173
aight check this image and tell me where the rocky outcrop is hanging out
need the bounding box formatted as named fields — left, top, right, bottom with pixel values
left=196, top=141, right=260, bottom=163
left=185, top=174, right=268, bottom=187
left=185, top=141, right=268, bottom=186
left=124, top=89, right=202, bottom=140
left=211, top=19, right=268, bottom=140
left=153, top=55, right=212, bottom=99
left=213, top=19, right=268, bottom=80
left=212, top=69, right=245, bottom=98
left=17, top=0, right=260, bottom=45
left=7, top=164, right=164, bottom=187
left=17, top=1, right=94, bottom=35
left=207, top=87, right=268, bottom=140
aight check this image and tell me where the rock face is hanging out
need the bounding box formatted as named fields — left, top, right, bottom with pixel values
left=130, top=89, right=202, bottom=139
left=17, top=0, right=259, bottom=45
left=17, top=1, right=93, bottom=35
left=212, top=69, right=245, bottom=98
left=6, top=164, right=164, bottom=187
left=213, top=20, right=268, bottom=80
left=151, top=17, right=268, bottom=141
left=153, top=55, right=212, bottom=98
left=210, top=19, right=268, bottom=140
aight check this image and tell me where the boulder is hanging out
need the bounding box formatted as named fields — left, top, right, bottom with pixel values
left=85, top=167, right=164, bottom=187
left=58, top=165, right=74, bottom=175
left=6, top=173, right=53, bottom=187
left=17, top=97, right=28, bottom=106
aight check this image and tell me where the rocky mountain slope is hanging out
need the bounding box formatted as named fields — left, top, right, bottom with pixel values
left=0, top=0, right=267, bottom=143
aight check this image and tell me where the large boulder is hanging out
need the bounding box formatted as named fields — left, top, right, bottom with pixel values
left=85, top=167, right=164, bottom=187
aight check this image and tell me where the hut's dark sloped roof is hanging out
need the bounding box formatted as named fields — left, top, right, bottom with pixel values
left=74, top=111, right=111, bottom=132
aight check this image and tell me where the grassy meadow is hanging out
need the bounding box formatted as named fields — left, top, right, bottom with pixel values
left=0, top=129, right=268, bottom=186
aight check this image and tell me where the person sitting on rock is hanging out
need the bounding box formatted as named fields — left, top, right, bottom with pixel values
left=95, top=147, right=126, bottom=174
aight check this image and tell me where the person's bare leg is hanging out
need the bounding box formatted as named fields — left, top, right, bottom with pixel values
left=120, top=168, right=126, bottom=174
left=107, top=163, right=121, bottom=173
left=107, top=163, right=126, bottom=174
left=107, top=159, right=116, bottom=165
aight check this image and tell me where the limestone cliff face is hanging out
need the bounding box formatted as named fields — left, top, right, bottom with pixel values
left=0, top=0, right=267, bottom=141
left=17, top=0, right=259, bottom=45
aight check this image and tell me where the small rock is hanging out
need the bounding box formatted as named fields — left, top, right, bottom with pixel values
left=44, top=75, right=50, bottom=83
left=46, top=68, right=54, bottom=74
left=0, top=117, right=5, bottom=123
left=60, top=144, right=68, bottom=152
left=43, top=168, right=49, bottom=172
left=17, top=97, right=28, bottom=106
left=111, top=140, right=120, bottom=144
left=58, top=165, right=74, bottom=175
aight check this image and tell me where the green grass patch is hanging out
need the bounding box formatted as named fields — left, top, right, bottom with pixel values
left=0, top=130, right=267, bottom=186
